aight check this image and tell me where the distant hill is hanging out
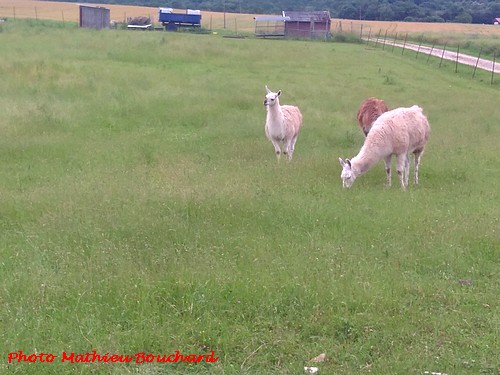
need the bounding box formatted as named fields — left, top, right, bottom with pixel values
left=43, top=0, right=500, bottom=24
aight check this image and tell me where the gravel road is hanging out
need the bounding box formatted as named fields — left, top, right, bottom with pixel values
left=375, top=40, right=500, bottom=74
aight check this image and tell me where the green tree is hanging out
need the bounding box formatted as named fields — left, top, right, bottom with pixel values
left=454, top=11, right=472, bottom=23
left=338, top=4, right=359, bottom=19
left=378, top=3, right=395, bottom=21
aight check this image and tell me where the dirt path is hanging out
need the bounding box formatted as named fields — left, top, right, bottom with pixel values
left=379, top=40, right=500, bottom=74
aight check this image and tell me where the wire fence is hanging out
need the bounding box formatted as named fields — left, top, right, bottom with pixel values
left=2, top=6, right=498, bottom=84
left=0, top=5, right=257, bottom=32
left=0, top=5, right=78, bottom=22
left=332, top=21, right=499, bottom=85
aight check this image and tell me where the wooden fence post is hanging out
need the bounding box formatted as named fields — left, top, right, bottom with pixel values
left=426, top=43, right=435, bottom=63
left=416, top=35, right=423, bottom=59
left=472, top=48, right=482, bottom=78
left=401, top=33, right=408, bottom=55
left=439, top=43, right=447, bottom=68
left=375, top=29, right=381, bottom=48
left=491, top=54, right=496, bottom=85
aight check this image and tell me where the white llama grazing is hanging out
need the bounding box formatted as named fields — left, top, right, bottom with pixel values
left=263, top=85, right=303, bottom=160
left=339, top=105, right=430, bottom=190
left=356, top=97, right=389, bottom=136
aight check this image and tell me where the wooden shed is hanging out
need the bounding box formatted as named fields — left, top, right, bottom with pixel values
left=79, top=5, right=110, bottom=30
left=282, top=10, right=331, bottom=39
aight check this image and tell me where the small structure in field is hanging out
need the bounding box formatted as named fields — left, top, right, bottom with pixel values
left=254, top=15, right=290, bottom=38
left=494, top=17, right=500, bottom=25
left=158, top=8, right=201, bottom=31
left=282, top=10, right=331, bottom=39
left=127, top=16, right=152, bottom=30
left=79, top=5, right=110, bottom=30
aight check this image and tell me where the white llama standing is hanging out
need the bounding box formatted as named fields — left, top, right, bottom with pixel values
left=263, top=86, right=303, bottom=160
left=339, top=105, right=431, bottom=190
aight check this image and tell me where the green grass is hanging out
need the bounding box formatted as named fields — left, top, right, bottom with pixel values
left=1, top=19, right=499, bottom=374
left=414, top=33, right=500, bottom=57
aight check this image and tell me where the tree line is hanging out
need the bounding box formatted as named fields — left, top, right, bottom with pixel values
left=45, top=0, right=500, bottom=24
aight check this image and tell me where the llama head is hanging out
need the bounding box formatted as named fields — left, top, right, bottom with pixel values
left=339, top=158, right=356, bottom=188
left=264, top=86, right=281, bottom=107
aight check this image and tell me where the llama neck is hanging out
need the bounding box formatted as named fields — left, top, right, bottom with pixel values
left=267, top=101, right=283, bottom=122
left=266, top=103, right=285, bottom=141
left=351, top=145, right=381, bottom=177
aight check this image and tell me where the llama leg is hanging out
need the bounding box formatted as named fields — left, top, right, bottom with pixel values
left=384, top=155, right=392, bottom=187
left=287, top=136, right=298, bottom=160
left=283, top=139, right=292, bottom=160
left=404, top=153, right=410, bottom=187
left=271, top=140, right=281, bottom=160
left=396, top=154, right=407, bottom=190
left=413, top=150, right=423, bottom=184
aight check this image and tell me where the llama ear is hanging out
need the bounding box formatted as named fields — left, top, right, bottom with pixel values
left=277, top=90, right=281, bottom=97
left=338, top=157, right=345, bottom=168
left=265, top=85, right=271, bottom=94
left=346, top=159, right=352, bottom=168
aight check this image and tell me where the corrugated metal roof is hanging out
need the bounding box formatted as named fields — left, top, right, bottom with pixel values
left=254, top=16, right=290, bottom=22
left=282, top=11, right=331, bottom=22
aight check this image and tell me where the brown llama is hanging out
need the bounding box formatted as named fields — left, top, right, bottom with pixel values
left=356, top=97, right=389, bottom=136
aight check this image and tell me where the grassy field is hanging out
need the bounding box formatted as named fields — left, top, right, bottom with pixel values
left=2, top=0, right=500, bottom=54
left=1, top=18, right=499, bottom=375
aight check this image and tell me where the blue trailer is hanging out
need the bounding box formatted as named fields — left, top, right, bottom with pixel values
left=159, top=8, right=201, bottom=31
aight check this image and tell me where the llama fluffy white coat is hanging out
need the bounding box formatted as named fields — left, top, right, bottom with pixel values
left=263, top=86, right=303, bottom=160
left=356, top=97, right=389, bottom=136
left=339, top=105, right=430, bottom=190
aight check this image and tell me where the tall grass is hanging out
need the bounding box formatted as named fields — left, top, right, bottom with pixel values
left=0, top=19, right=499, bottom=374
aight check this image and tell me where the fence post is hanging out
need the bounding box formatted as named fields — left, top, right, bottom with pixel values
left=472, top=48, right=482, bottom=78
left=366, top=29, right=371, bottom=45
left=401, top=33, right=408, bottom=55
left=360, top=24, right=363, bottom=40
left=455, top=44, right=460, bottom=73
left=375, top=29, right=381, bottom=48
left=439, top=43, right=447, bottom=68
left=416, top=35, right=423, bottom=59
left=491, top=54, right=496, bottom=85
left=382, top=29, right=388, bottom=50
left=392, top=33, right=397, bottom=52
left=426, top=42, right=435, bottom=63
